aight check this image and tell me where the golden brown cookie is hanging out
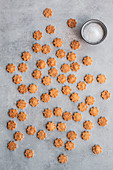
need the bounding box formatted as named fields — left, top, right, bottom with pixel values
left=53, top=38, right=63, bottom=47
left=70, top=40, right=80, bottom=50
left=67, top=131, right=77, bottom=140
left=84, top=74, right=94, bottom=84
left=65, top=141, right=75, bottom=150
left=67, top=18, right=77, bottom=28
left=18, top=84, right=28, bottom=94
left=37, top=60, right=46, bottom=69
left=32, top=69, right=42, bottom=79
left=92, top=145, right=102, bottom=154
left=8, top=109, right=18, bottom=118
left=13, top=75, right=22, bottom=84
left=77, top=81, right=86, bottom=91
left=6, top=64, right=16, bottom=73
left=67, top=74, right=77, bottom=84
left=48, top=67, right=58, bottom=77
left=62, top=86, right=72, bottom=95
left=97, top=74, right=106, bottom=84
left=70, top=93, right=80, bottom=102
left=33, top=30, right=42, bottom=40
left=43, top=109, right=53, bottom=118
left=78, top=102, right=88, bottom=112
left=57, top=74, right=67, bottom=84
left=17, top=112, right=27, bottom=121
left=73, top=112, right=82, bottom=122
left=29, top=97, right=39, bottom=107
left=43, top=8, right=53, bottom=18
left=67, top=52, right=76, bottom=62
left=89, top=107, right=99, bottom=117
left=70, top=62, right=80, bottom=72
left=47, top=57, right=56, bottom=67
left=42, top=44, right=51, bottom=54
left=24, top=149, right=34, bottom=158
left=81, top=131, right=91, bottom=141
left=8, top=141, right=17, bottom=151
left=42, top=76, right=52, bottom=86
left=54, top=138, right=64, bottom=148
left=32, top=43, right=42, bottom=53
left=83, top=121, right=93, bottom=130
left=18, top=63, right=28, bottom=73
left=98, top=117, right=108, bottom=126
left=57, top=122, right=66, bottom=132
left=37, top=130, right=46, bottom=140
left=16, top=100, right=27, bottom=109
left=26, top=126, right=36, bottom=135
left=46, top=122, right=56, bottom=131
left=83, top=56, right=93, bottom=66
left=41, top=93, right=51, bottom=102
left=53, top=107, right=63, bottom=117
left=61, top=64, right=70, bottom=73
left=22, top=52, right=31, bottom=61
left=28, top=84, right=37, bottom=93
left=46, top=25, right=55, bottom=34
left=85, top=96, right=95, bottom=105
left=58, top=154, right=68, bottom=164
left=62, top=112, right=72, bottom=121
left=14, top=132, right=24, bottom=141
left=56, top=49, right=65, bottom=58
left=101, top=90, right=110, bottom=100
left=49, top=88, right=59, bottom=98
left=7, top=121, right=16, bottom=130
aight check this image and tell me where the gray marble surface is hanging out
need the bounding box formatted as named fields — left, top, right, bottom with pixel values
left=0, top=0, right=113, bottom=170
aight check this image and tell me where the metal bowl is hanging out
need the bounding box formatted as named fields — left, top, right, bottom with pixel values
left=81, top=19, right=107, bottom=45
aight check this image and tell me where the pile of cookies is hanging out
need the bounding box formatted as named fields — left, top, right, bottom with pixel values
left=6, top=8, right=111, bottom=163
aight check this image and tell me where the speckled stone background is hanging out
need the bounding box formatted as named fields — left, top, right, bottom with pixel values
left=0, top=0, right=113, bottom=170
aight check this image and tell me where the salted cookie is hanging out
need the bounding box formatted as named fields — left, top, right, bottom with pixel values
left=32, top=69, right=42, bottom=79
left=17, top=112, right=27, bottom=121
left=8, top=109, right=18, bottom=118
left=49, top=88, right=59, bottom=98
left=41, top=93, right=50, bottom=102
left=67, top=18, right=77, bottom=28
left=7, top=121, right=16, bottom=130
left=46, top=25, right=55, bottom=34
left=65, top=141, right=75, bottom=150
left=70, top=40, right=80, bottom=50
left=70, top=62, right=80, bottom=72
left=13, top=75, right=22, bottom=84
left=29, top=97, right=39, bottom=107
left=67, top=74, right=77, bottom=84
left=16, top=100, right=27, bottom=109
left=78, top=102, right=88, bottom=112
left=92, top=145, right=102, bottom=154
left=22, top=52, right=31, bottom=61
left=8, top=141, right=17, bottom=151
left=42, top=44, right=51, bottom=54
left=97, top=74, right=106, bottom=84
left=37, top=130, right=46, bottom=140
left=48, top=67, right=58, bottom=77
left=101, top=90, right=110, bottom=100
left=98, top=117, right=108, bottom=126
left=62, top=86, right=72, bottom=95
left=28, top=84, right=37, bottom=93
left=53, top=38, right=63, bottom=47
left=73, top=112, right=82, bottom=122
left=70, top=93, right=80, bottom=102
left=89, top=107, right=99, bottom=117
left=46, top=122, right=56, bottom=131
left=32, top=43, right=42, bottom=53
left=18, top=84, right=28, bottom=94
left=26, top=126, right=36, bottom=135
left=58, top=154, right=68, bottom=164
left=83, top=56, right=93, bottom=66
left=6, top=64, right=16, bottom=73
left=43, top=8, right=53, bottom=18
left=67, top=52, right=76, bottom=62
left=33, top=30, right=42, bottom=40
left=54, top=138, right=64, bottom=148
left=85, top=96, right=95, bottom=105
left=18, top=63, right=28, bottom=72
left=24, top=149, right=34, bottom=158
left=62, top=112, right=72, bottom=121
left=56, top=49, right=65, bottom=58
left=57, top=74, right=67, bottom=84
left=57, top=122, right=66, bottom=132
left=81, top=131, right=91, bottom=141
left=84, top=74, right=94, bottom=84
left=53, top=107, right=63, bottom=117
left=77, top=81, right=86, bottom=91
left=61, top=64, right=70, bottom=73
left=42, top=76, right=52, bottom=86
left=67, top=131, right=77, bottom=140
left=37, top=60, right=46, bottom=69
left=43, top=108, right=53, bottom=118
left=47, top=57, right=56, bottom=67
left=14, top=132, right=24, bottom=141
left=83, top=121, right=93, bottom=130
